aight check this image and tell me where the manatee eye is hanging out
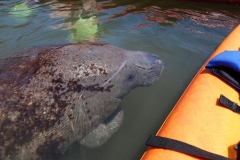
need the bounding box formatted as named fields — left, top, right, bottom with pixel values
left=127, top=74, right=135, bottom=81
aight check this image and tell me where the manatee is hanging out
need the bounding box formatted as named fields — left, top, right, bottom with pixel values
left=0, top=43, right=163, bottom=160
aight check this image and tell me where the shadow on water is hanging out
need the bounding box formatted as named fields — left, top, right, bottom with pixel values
left=0, top=0, right=240, bottom=159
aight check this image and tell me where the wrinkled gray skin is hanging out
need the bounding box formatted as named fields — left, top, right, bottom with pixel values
left=0, top=44, right=163, bottom=160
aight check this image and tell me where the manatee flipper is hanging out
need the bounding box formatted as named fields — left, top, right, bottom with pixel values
left=79, top=108, right=124, bottom=148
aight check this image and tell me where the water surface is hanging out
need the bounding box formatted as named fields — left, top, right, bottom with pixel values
left=0, top=0, right=240, bottom=159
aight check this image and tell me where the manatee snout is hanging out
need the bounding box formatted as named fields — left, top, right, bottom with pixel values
left=128, top=51, right=164, bottom=87
left=146, top=52, right=164, bottom=85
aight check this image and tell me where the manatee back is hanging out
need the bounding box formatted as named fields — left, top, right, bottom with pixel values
left=0, top=43, right=127, bottom=159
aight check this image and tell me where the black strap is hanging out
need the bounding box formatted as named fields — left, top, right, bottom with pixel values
left=219, top=94, right=240, bottom=114
left=219, top=95, right=240, bottom=159
left=146, top=135, right=232, bottom=160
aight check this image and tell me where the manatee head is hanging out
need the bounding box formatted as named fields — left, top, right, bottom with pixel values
left=100, top=50, right=163, bottom=98
left=76, top=46, right=163, bottom=148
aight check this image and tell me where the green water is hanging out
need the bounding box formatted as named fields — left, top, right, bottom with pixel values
left=0, top=0, right=240, bottom=159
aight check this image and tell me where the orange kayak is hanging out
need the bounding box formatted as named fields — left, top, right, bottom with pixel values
left=141, top=24, right=240, bottom=160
